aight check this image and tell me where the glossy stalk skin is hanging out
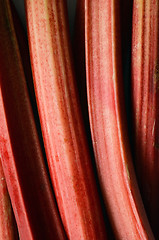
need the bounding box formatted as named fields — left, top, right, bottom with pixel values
left=25, top=0, right=108, bottom=239
left=0, top=134, right=18, bottom=240
left=85, top=1, right=154, bottom=239
left=0, top=1, right=66, bottom=239
left=132, top=0, right=159, bottom=237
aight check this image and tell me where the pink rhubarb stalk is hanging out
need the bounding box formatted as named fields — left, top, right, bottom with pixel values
left=25, top=0, right=108, bottom=239
left=132, top=0, right=159, bottom=237
left=0, top=1, right=66, bottom=239
left=0, top=138, right=18, bottom=240
left=85, top=0, right=154, bottom=239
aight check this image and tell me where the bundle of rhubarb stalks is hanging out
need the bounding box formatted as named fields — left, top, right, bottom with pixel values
left=0, top=0, right=158, bottom=239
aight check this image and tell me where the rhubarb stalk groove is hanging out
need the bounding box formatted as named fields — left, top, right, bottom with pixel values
left=85, top=0, right=154, bottom=239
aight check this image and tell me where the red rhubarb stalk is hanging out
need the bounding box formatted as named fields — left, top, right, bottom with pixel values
left=25, top=0, right=108, bottom=239
left=132, top=0, right=159, bottom=237
left=0, top=1, right=66, bottom=239
left=85, top=0, right=154, bottom=239
left=0, top=131, right=18, bottom=240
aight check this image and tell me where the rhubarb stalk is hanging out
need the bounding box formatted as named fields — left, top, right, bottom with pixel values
left=0, top=1, right=66, bottom=239
left=0, top=131, right=18, bottom=240
left=132, top=0, right=159, bottom=237
left=85, top=0, right=154, bottom=239
left=25, top=0, right=108, bottom=239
